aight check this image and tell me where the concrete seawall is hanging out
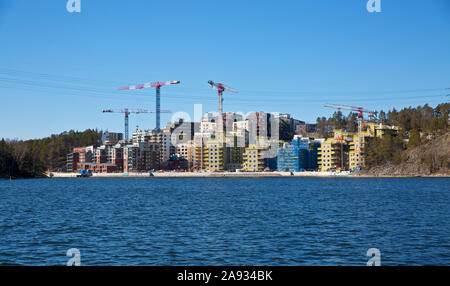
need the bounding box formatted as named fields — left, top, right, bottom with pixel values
left=49, top=171, right=352, bottom=178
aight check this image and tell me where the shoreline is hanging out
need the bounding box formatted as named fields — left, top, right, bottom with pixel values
left=45, top=171, right=450, bottom=179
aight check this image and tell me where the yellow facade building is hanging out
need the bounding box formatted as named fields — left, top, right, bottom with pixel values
left=203, top=140, right=226, bottom=172
left=243, top=144, right=267, bottom=172
left=318, top=123, right=399, bottom=171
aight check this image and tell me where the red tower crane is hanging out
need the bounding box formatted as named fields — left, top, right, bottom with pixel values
left=118, top=80, right=180, bottom=132
left=208, top=81, right=238, bottom=135
left=324, top=104, right=377, bottom=137
left=208, top=80, right=238, bottom=116
left=102, top=108, right=171, bottom=140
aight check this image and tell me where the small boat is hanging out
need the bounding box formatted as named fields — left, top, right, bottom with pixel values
left=76, top=170, right=92, bottom=178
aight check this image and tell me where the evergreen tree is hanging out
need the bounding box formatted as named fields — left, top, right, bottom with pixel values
left=0, top=139, right=18, bottom=178
left=408, top=130, right=421, bottom=148
left=1, top=129, right=102, bottom=178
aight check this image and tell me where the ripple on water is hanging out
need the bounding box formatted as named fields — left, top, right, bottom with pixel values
left=0, top=177, right=449, bottom=265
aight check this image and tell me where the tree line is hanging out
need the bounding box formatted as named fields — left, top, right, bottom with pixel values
left=316, top=103, right=449, bottom=138
left=365, top=103, right=448, bottom=168
left=0, top=129, right=102, bottom=178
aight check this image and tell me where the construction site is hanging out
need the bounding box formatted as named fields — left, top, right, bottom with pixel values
left=61, top=79, right=401, bottom=177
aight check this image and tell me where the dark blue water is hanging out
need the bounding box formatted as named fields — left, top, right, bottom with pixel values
left=0, top=178, right=449, bottom=265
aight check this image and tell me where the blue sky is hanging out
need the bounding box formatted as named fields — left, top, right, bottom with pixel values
left=0, top=0, right=449, bottom=139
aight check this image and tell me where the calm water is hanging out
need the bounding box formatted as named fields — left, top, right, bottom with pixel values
left=0, top=177, right=449, bottom=266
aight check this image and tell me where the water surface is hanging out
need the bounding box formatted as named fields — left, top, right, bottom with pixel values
left=0, top=177, right=448, bottom=265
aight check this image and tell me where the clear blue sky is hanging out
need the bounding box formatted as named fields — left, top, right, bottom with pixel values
left=1, top=0, right=449, bottom=140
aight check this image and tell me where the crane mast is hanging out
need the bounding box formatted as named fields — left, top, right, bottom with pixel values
left=208, top=80, right=238, bottom=134
left=324, top=104, right=377, bottom=171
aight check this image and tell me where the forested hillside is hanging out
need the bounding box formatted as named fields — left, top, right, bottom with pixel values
left=316, top=102, right=449, bottom=175
left=364, top=103, right=449, bottom=172
left=0, top=129, right=102, bottom=178
left=363, top=132, right=449, bottom=176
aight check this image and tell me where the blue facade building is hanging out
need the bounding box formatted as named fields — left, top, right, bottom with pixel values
left=277, top=136, right=321, bottom=172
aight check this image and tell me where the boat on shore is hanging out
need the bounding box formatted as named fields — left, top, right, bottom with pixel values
left=76, top=170, right=92, bottom=178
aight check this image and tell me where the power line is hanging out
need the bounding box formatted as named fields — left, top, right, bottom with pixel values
left=1, top=76, right=446, bottom=102
left=0, top=67, right=448, bottom=106
left=1, top=66, right=448, bottom=95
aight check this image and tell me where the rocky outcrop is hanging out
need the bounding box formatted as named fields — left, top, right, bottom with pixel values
left=361, top=132, right=450, bottom=177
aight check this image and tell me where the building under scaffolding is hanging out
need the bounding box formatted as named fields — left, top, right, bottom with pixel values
left=277, top=135, right=322, bottom=172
